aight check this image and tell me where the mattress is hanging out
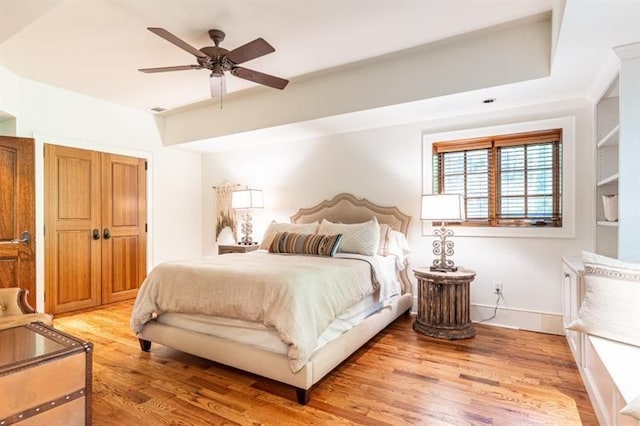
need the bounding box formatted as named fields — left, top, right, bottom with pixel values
left=157, top=293, right=391, bottom=355
left=155, top=254, right=400, bottom=356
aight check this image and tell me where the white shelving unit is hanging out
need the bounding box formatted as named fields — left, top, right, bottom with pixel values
left=594, top=75, right=619, bottom=258
left=596, top=173, right=619, bottom=187
left=596, top=124, right=620, bottom=148
left=596, top=221, right=619, bottom=227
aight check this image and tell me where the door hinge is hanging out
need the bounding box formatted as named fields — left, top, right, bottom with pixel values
left=145, top=161, right=148, bottom=171
left=145, top=223, right=148, bottom=233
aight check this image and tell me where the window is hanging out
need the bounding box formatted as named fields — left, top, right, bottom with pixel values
left=432, top=129, right=562, bottom=227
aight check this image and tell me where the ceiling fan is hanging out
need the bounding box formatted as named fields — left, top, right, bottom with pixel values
left=139, top=27, right=289, bottom=98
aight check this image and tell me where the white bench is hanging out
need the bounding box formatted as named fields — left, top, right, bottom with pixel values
left=581, top=335, right=640, bottom=425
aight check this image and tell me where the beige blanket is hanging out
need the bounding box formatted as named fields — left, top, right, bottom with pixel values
left=131, top=252, right=378, bottom=372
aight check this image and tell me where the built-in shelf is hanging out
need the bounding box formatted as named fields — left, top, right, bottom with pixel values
left=596, top=124, right=620, bottom=148
left=594, top=73, right=619, bottom=259
left=597, top=173, right=619, bottom=186
left=597, top=221, right=619, bottom=227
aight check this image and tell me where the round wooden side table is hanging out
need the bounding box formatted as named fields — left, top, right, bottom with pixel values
left=413, top=267, right=476, bottom=339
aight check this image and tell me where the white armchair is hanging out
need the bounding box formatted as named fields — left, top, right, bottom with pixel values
left=0, top=288, right=53, bottom=330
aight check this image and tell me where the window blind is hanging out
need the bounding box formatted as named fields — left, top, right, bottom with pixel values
left=432, top=129, right=562, bottom=227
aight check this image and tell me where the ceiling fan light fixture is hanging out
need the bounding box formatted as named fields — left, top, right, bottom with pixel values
left=210, top=72, right=227, bottom=108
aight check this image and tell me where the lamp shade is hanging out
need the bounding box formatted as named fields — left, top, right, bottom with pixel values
left=231, top=189, right=264, bottom=209
left=421, top=194, right=465, bottom=221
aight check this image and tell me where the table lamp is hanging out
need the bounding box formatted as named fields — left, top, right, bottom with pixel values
left=421, top=194, right=465, bottom=272
left=231, top=188, right=263, bottom=245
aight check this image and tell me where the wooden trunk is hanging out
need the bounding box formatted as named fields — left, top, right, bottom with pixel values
left=0, top=323, right=92, bottom=425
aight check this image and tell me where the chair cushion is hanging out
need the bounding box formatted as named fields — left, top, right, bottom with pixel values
left=0, top=313, right=53, bottom=330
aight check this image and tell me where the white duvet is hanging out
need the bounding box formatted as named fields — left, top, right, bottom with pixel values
left=131, top=251, right=386, bottom=372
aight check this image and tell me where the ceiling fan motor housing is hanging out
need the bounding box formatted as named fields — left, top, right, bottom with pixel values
left=200, top=30, right=232, bottom=73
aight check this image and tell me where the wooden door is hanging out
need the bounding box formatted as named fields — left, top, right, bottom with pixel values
left=45, top=145, right=102, bottom=314
left=101, top=154, right=146, bottom=304
left=0, top=137, right=36, bottom=307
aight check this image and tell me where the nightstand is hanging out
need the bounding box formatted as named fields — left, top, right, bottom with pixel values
left=413, top=267, right=476, bottom=339
left=218, top=244, right=260, bottom=255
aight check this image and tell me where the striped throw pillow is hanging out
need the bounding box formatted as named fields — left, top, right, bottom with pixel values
left=269, top=232, right=342, bottom=257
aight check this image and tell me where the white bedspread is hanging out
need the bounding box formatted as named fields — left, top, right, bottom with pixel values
left=131, top=252, right=381, bottom=372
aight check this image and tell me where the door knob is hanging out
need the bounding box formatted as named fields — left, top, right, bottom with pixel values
left=10, top=230, right=31, bottom=244
left=103, top=228, right=111, bottom=240
left=92, top=229, right=101, bottom=240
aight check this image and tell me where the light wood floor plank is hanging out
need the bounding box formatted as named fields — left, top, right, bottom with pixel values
left=52, top=301, right=597, bottom=425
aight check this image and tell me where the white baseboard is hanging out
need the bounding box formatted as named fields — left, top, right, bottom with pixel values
left=471, top=303, right=564, bottom=335
left=409, top=296, right=564, bottom=335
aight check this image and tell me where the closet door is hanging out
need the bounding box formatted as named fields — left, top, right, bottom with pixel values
left=45, top=146, right=147, bottom=313
left=45, top=145, right=102, bottom=314
left=101, top=154, right=147, bottom=304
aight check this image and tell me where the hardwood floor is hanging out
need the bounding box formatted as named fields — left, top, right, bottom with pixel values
left=53, top=301, right=597, bottom=425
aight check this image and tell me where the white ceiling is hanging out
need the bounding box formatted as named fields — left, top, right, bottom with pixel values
left=1, top=0, right=553, bottom=111
left=1, top=0, right=639, bottom=148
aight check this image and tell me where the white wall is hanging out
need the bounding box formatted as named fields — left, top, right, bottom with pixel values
left=0, top=65, right=203, bottom=311
left=201, top=97, right=594, bottom=334
left=0, top=117, right=16, bottom=135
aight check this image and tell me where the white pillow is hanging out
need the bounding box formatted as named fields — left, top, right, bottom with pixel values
left=377, top=223, right=391, bottom=256
left=567, top=252, right=640, bottom=346
left=318, top=218, right=380, bottom=256
left=387, top=230, right=411, bottom=270
left=259, top=221, right=319, bottom=250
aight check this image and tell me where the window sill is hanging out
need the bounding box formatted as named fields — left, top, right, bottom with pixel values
left=422, top=222, right=574, bottom=239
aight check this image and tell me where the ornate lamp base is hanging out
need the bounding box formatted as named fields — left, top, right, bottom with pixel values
left=430, top=265, right=459, bottom=273
left=431, top=224, right=459, bottom=273
left=238, top=211, right=255, bottom=245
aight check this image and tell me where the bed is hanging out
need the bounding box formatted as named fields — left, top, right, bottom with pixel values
left=132, top=193, right=413, bottom=404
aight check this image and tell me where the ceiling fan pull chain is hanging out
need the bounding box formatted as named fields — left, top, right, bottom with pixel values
left=220, top=78, right=223, bottom=109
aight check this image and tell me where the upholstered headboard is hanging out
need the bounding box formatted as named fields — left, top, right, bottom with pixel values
left=291, top=193, right=412, bottom=294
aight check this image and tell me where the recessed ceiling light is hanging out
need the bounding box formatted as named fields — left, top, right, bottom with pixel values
left=149, top=106, right=167, bottom=113
left=482, top=98, right=496, bottom=104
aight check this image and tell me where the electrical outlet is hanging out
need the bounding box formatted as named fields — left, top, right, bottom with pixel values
left=494, top=282, right=503, bottom=294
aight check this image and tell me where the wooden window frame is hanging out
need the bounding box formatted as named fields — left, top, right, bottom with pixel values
left=432, top=129, right=563, bottom=228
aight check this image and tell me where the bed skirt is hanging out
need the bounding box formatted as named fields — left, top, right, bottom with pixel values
left=137, top=293, right=412, bottom=403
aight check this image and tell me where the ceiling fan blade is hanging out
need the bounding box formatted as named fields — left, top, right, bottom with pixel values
left=147, top=27, right=208, bottom=59
left=225, top=38, right=275, bottom=65
left=138, top=65, right=203, bottom=73
left=231, top=66, right=288, bottom=90
left=210, top=74, right=227, bottom=98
